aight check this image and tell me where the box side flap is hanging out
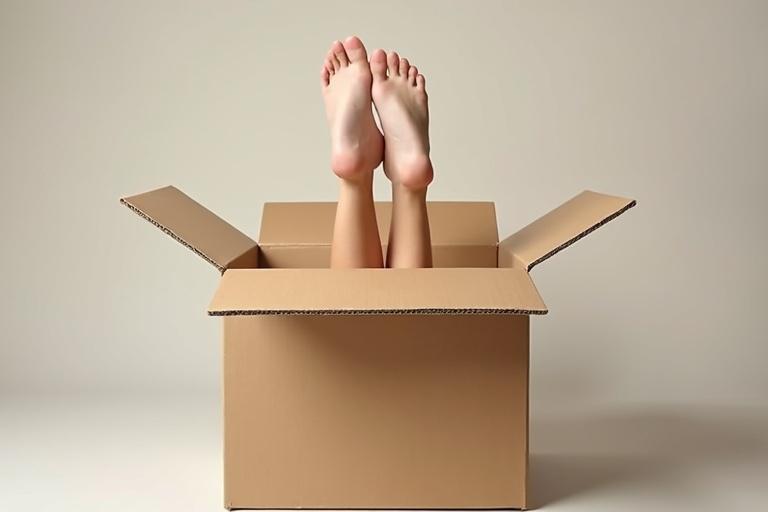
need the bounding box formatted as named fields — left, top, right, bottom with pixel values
left=121, top=186, right=258, bottom=272
left=259, top=202, right=498, bottom=247
left=208, top=268, right=547, bottom=316
left=499, top=191, right=636, bottom=271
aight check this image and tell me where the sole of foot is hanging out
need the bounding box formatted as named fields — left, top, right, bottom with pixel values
left=370, top=49, right=433, bottom=190
left=321, top=36, right=384, bottom=182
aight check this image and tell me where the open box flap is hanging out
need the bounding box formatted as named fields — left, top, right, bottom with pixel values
left=498, top=191, right=636, bottom=271
left=208, top=268, right=547, bottom=316
left=121, top=186, right=258, bottom=272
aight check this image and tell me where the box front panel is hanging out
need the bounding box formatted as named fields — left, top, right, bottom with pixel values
left=223, top=315, right=529, bottom=509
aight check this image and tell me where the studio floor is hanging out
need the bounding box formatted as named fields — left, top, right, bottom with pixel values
left=1, top=394, right=765, bottom=511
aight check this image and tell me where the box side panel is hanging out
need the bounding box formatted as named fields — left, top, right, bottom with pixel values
left=433, top=244, right=498, bottom=268
left=259, top=244, right=497, bottom=269
left=223, top=315, right=529, bottom=509
left=227, top=245, right=259, bottom=270
left=498, top=244, right=526, bottom=269
left=259, top=245, right=332, bottom=269
left=259, top=202, right=341, bottom=246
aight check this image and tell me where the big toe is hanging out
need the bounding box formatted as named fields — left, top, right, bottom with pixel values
left=370, top=49, right=387, bottom=81
left=343, top=35, right=368, bottom=63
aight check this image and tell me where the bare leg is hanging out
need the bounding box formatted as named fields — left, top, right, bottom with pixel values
left=370, top=50, right=434, bottom=268
left=331, top=173, right=383, bottom=268
left=386, top=184, right=432, bottom=268
left=321, top=36, right=384, bottom=268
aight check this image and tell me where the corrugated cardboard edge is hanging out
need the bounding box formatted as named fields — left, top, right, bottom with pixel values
left=209, top=307, right=547, bottom=317
left=120, top=197, right=227, bottom=273
left=527, top=198, right=637, bottom=271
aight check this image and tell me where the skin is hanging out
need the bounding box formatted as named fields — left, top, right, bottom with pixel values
left=321, top=36, right=433, bottom=268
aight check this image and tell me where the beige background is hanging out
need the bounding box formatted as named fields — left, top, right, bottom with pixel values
left=1, top=0, right=766, bottom=510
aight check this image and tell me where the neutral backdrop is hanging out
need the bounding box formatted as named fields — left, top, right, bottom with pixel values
left=1, top=1, right=766, bottom=510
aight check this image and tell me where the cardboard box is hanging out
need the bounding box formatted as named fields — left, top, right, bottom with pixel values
left=121, top=186, right=635, bottom=510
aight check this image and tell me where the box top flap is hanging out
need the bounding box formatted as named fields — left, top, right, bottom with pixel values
left=259, top=202, right=498, bottom=246
left=498, top=190, right=636, bottom=271
left=121, top=186, right=258, bottom=272
left=208, top=268, right=547, bottom=316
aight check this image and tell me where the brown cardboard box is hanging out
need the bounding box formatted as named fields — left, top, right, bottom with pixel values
left=121, top=186, right=635, bottom=510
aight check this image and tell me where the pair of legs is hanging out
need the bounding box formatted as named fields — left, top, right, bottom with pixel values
left=321, top=36, right=434, bottom=269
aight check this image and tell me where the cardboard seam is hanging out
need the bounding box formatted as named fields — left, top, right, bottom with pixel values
left=120, top=198, right=227, bottom=273
left=209, top=308, right=547, bottom=316
left=527, top=199, right=637, bottom=271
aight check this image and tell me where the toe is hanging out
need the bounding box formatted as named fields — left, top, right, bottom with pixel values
left=399, top=58, right=409, bottom=77
left=400, top=57, right=409, bottom=67
left=320, top=66, right=330, bottom=86
left=387, top=51, right=400, bottom=76
left=370, top=49, right=388, bottom=81
left=408, top=66, right=418, bottom=85
left=327, top=51, right=340, bottom=72
left=343, top=35, right=368, bottom=63
left=331, top=40, right=349, bottom=66
left=416, top=74, right=426, bottom=91
left=325, top=57, right=336, bottom=75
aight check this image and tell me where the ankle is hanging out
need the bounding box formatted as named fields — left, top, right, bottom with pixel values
left=339, top=171, right=374, bottom=194
left=391, top=182, right=428, bottom=203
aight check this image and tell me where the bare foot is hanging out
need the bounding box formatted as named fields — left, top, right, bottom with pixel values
left=370, top=50, right=433, bottom=190
left=321, top=36, right=383, bottom=181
